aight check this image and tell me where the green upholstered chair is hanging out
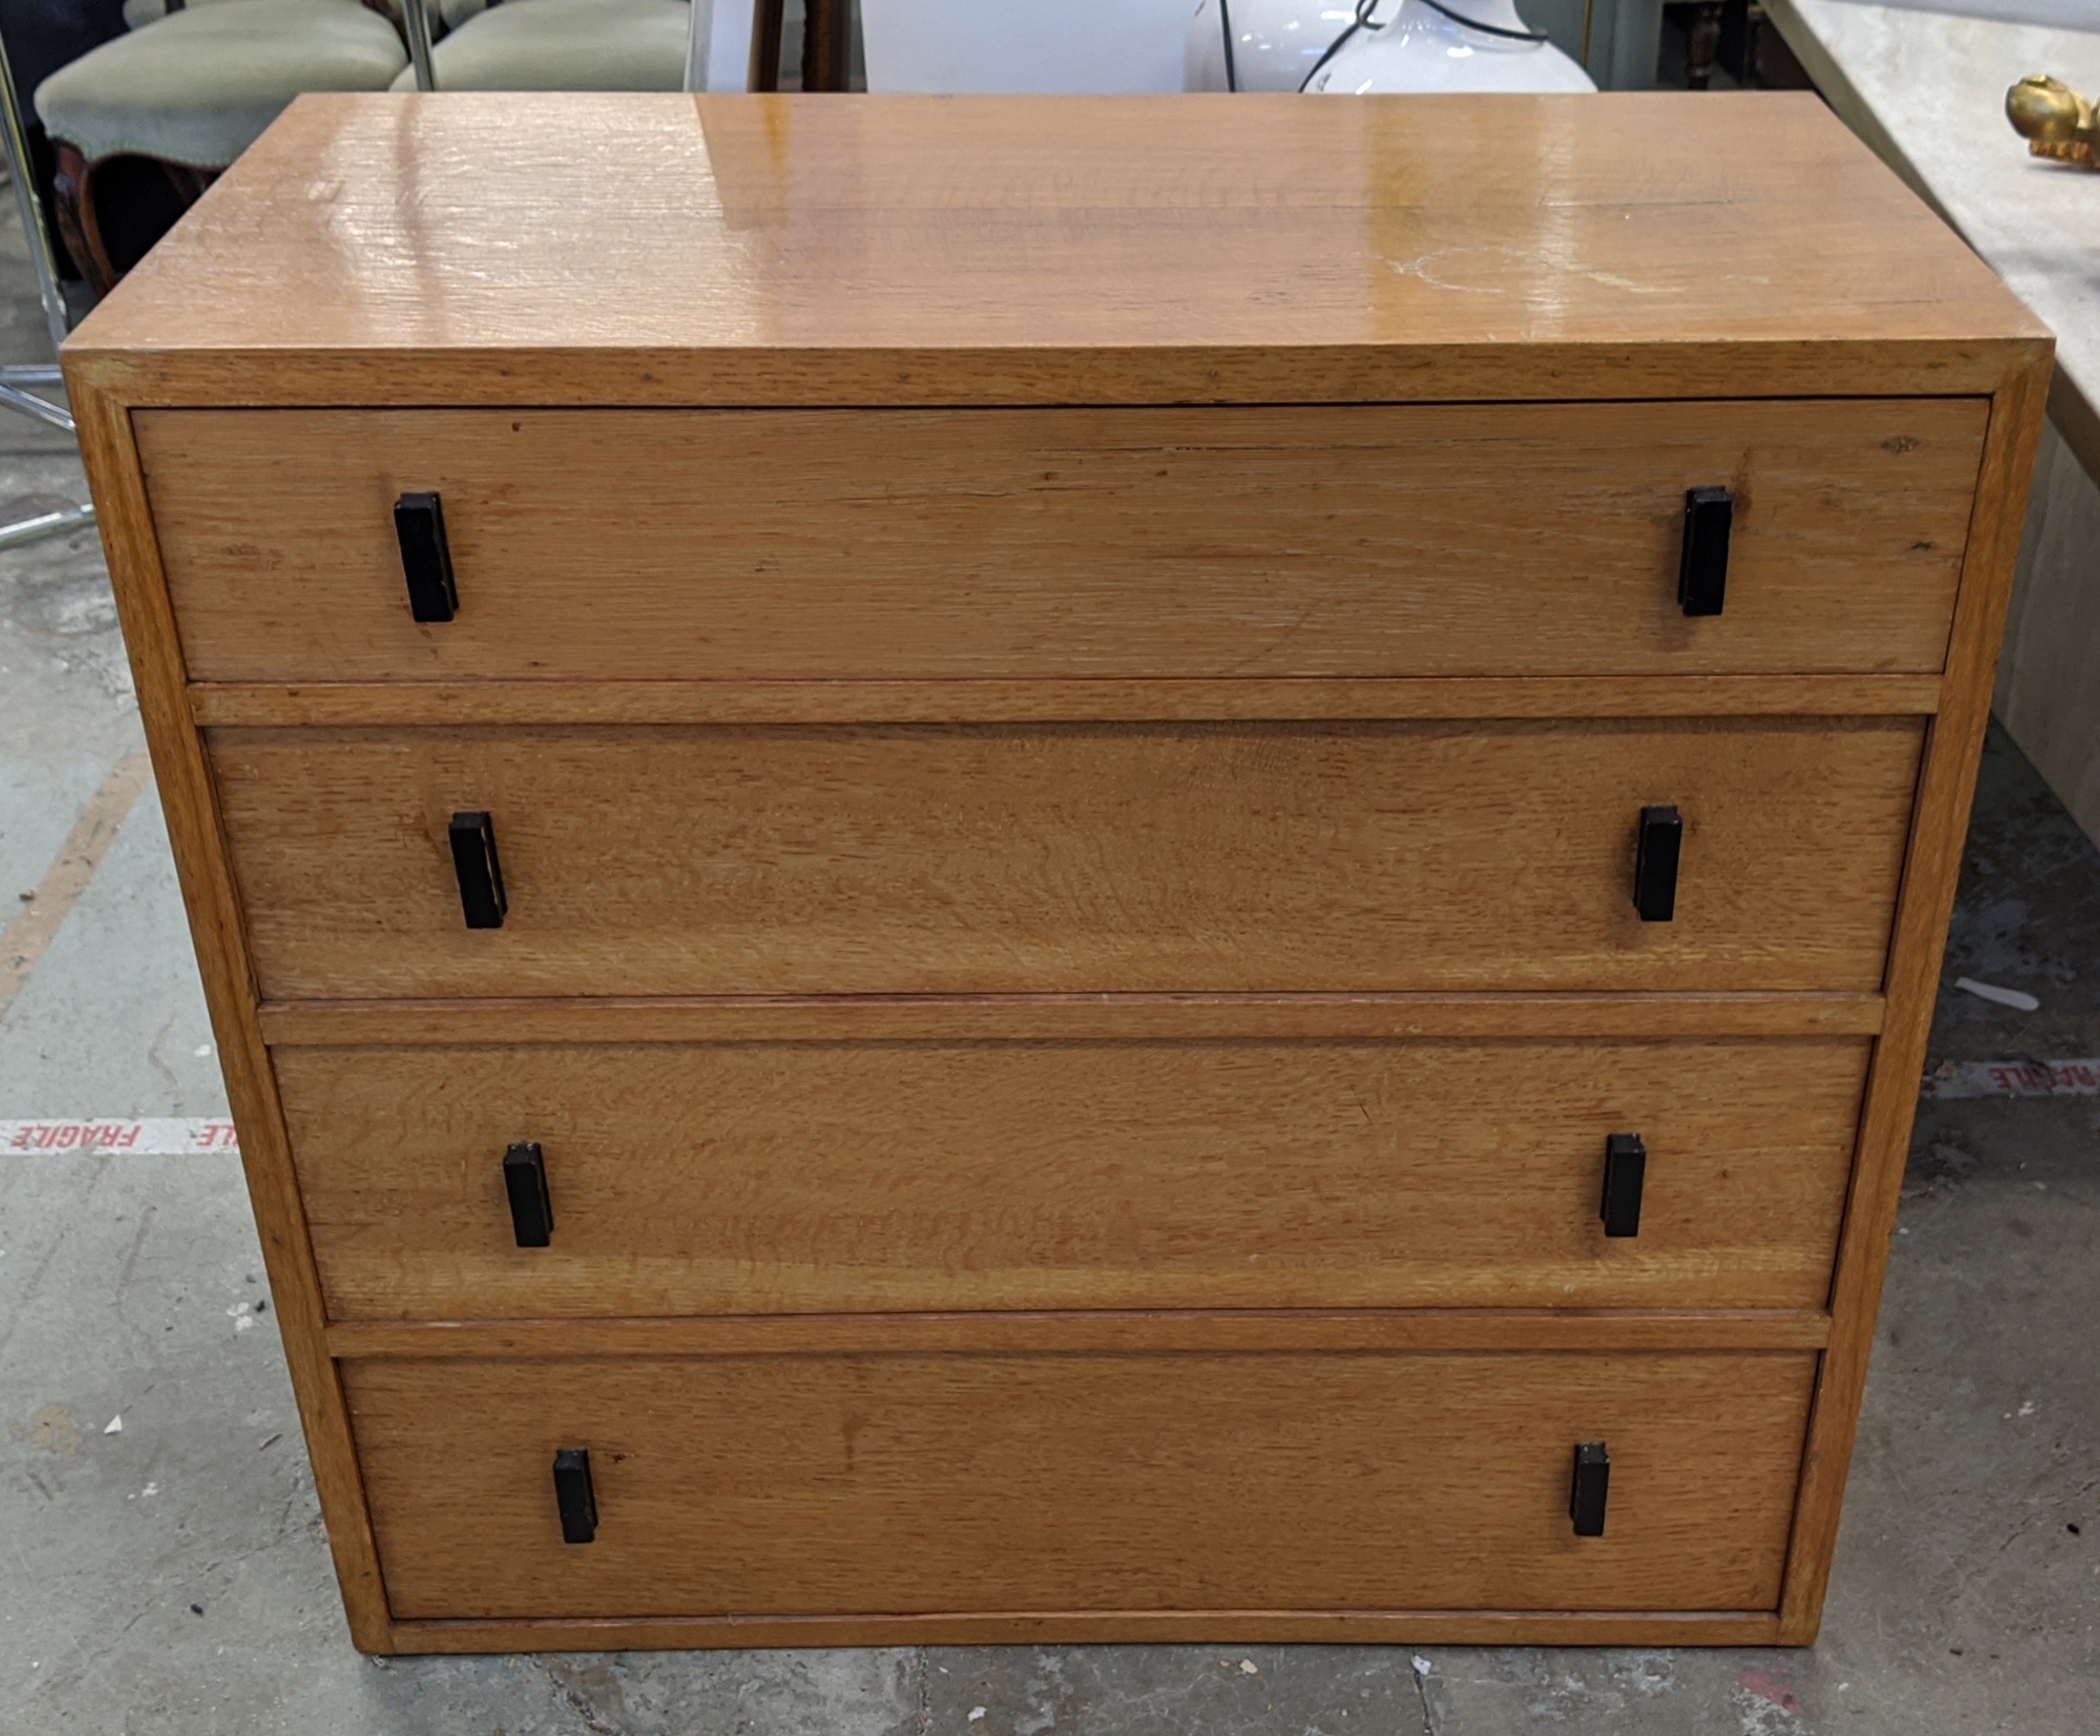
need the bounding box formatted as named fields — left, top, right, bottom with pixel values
left=33, top=0, right=408, bottom=289
left=29, top=0, right=837, bottom=292
left=403, top=0, right=850, bottom=95
left=0, top=23, right=97, bottom=551
left=118, top=0, right=417, bottom=26
left=388, top=0, right=695, bottom=93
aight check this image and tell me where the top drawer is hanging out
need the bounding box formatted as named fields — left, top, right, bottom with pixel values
left=138, top=400, right=1984, bottom=685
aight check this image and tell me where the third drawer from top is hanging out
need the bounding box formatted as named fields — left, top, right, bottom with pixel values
left=278, top=1035, right=1868, bottom=1320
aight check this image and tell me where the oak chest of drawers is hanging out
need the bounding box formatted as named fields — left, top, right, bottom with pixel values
left=66, top=89, right=2050, bottom=1654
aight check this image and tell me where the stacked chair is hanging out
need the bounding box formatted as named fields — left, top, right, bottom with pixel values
left=0, top=26, right=95, bottom=548
left=27, top=0, right=852, bottom=295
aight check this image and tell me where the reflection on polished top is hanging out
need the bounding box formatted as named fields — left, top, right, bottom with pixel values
left=62, top=91, right=2044, bottom=406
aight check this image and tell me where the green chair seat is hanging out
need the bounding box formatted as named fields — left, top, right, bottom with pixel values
left=124, top=0, right=475, bottom=26
left=37, top=0, right=409, bottom=168
left=389, top=0, right=690, bottom=92
left=431, top=0, right=513, bottom=30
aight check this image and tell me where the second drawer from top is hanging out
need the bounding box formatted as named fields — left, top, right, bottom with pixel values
left=209, top=717, right=1924, bottom=999
left=141, top=399, right=1985, bottom=684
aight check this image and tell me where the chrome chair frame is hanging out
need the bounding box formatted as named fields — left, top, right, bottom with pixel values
left=396, top=0, right=717, bottom=90
left=0, top=23, right=95, bottom=550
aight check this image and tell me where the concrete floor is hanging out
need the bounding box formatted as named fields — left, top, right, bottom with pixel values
left=2, top=230, right=2096, bottom=1736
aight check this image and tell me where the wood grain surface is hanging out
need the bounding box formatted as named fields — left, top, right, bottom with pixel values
left=344, top=1350, right=1816, bottom=1620
left=140, top=401, right=1983, bottom=684
left=1777, top=345, right=2054, bottom=1642
left=280, top=1037, right=1868, bottom=1319
left=385, top=1609, right=1785, bottom=1651
left=62, top=95, right=2045, bottom=408
left=65, top=392, right=395, bottom=1650
left=186, top=674, right=1947, bottom=730
left=258, top=992, right=1887, bottom=1045
left=325, top=1311, right=1833, bottom=1359
left=208, top=718, right=1924, bottom=1000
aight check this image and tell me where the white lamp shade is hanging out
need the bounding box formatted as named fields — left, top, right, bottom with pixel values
left=1189, top=0, right=1597, bottom=95
left=1312, top=3, right=1596, bottom=93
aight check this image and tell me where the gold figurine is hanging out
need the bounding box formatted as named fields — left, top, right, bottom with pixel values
left=2007, top=75, right=2100, bottom=168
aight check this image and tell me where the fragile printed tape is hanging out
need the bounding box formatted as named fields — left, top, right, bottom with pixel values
left=1920, top=1059, right=2100, bottom=1099
left=3, top=1060, right=2095, bottom=1155
left=1, top=1117, right=239, bottom=1155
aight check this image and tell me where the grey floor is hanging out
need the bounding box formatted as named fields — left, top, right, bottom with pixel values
left=3, top=226, right=2096, bottom=1736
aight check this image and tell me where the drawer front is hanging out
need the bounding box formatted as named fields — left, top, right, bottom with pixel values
left=345, top=1350, right=1815, bottom=1619
left=212, top=719, right=1922, bottom=999
left=283, top=1038, right=1868, bottom=1320
left=141, top=400, right=1983, bottom=683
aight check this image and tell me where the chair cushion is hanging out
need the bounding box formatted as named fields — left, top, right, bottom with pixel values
left=123, top=0, right=421, bottom=29
left=39, top=0, right=409, bottom=168
left=389, top=0, right=689, bottom=91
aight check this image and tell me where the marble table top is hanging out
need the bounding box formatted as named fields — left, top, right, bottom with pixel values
left=1767, top=0, right=2100, bottom=478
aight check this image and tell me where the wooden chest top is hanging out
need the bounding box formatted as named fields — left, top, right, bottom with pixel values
left=62, top=91, right=2044, bottom=406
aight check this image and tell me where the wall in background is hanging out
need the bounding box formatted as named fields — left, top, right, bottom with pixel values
left=1997, top=421, right=2100, bottom=850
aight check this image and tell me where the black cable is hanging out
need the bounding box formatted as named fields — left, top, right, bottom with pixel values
left=1219, top=0, right=1239, bottom=91
left=1414, top=0, right=1550, bottom=43
left=1299, top=0, right=1550, bottom=91
left=1299, top=0, right=1382, bottom=92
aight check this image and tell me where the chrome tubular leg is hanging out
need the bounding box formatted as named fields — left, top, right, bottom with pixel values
left=0, top=16, right=101, bottom=552
left=0, top=502, right=95, bottom=550
left=0, top=23, right=72, bottom=354
left=0, top=378, right=75, bottom=434
left=402, top=0, right=438, bottom=90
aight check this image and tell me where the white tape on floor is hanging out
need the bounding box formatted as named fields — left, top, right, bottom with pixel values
left=4, top=1061, right=2097, bottom=1154
left=2, top=1117, right=239, bottom=1155
left=1921, top=1059, right=2100, bottom=1100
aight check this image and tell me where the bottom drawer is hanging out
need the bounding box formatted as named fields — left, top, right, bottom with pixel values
left=346, top=1350, right=1815, bottom=1621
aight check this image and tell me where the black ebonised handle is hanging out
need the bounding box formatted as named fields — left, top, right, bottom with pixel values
left=1600, top=1133, right=1646, bottom=1239
left=448, top=809, right=507, bottom=930
left=394, top=491, right=458, bottom=624
left=1633, top=804, right=1682, bottom=923
left=553, top=1448, right=597, bottom=1544
left=1678, top=487, right=1734, bottom=618
left=504, top=1142, right=553, bottom=1247
left=1569, top=1441, right=1611, bottom=1537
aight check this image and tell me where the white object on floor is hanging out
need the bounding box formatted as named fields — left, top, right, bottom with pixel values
left=1308, top=0, right=1595, bottom=93
left=1954, top=976, right=2043, bottom=1012
left=861, top=0, right=1193, bottom=92
left=104, top=1415, right=122, bottom=1435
